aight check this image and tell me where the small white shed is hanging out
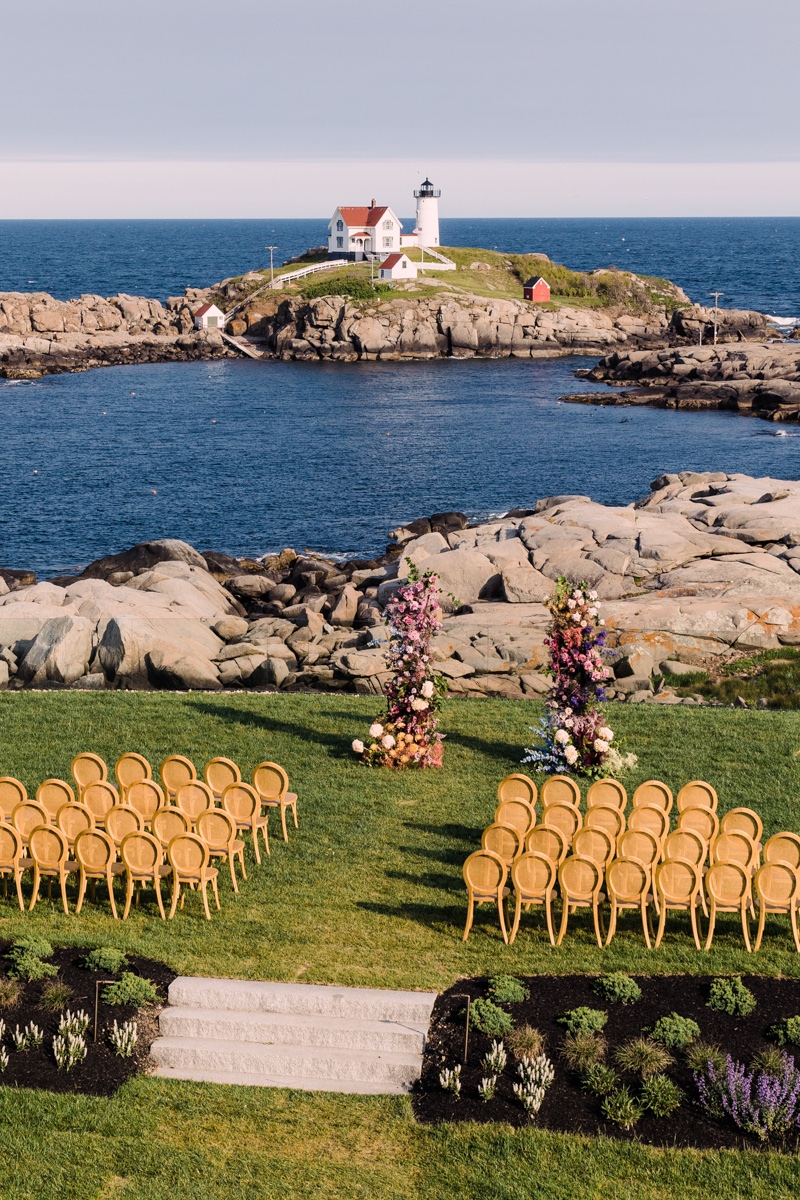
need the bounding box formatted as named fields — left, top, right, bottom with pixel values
left=193, top=302, right=225, bottom=330
left=378, top=253, right=418, bottom=281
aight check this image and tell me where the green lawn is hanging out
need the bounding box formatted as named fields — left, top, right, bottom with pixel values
left=1, top=692, right=800, bottom=1198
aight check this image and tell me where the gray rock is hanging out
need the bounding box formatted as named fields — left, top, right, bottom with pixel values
left=228, top=575, right=273, bottom=598
left=502, top=565, right=554, bottom=603
left=336, top=650, right=388, bottom=677
left=411, top=548, right=501, bottom=604
left=0, top=661, right=8, bottom=689
left=519, top=672, right=550, bottom=695
left=72, top=672, right=106, bottom=690
left=437, top=658, right=475, bottom=678
left=661, top=659, right=702, bottom=676
left=330, top=584, right=360, bottom=627
left=145, top=645, right=222, bottom=690
left=16, top=616, right=94, bottom=685
left=212, top=616, right=249, bottom=641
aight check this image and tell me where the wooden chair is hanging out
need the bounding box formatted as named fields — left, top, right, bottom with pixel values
left=542, top=802, right=582, bottom=844
left=0, top=777, right=27, bottom=819
left=125, top=780, right=165, bottom=828
left=82, top=781, right=119, bottom=825
left=710, top=831, right=758, bottom=873
left=160, top=755, right=197, bottom=802
left=176, top=781, right=215, bottom=827
left=677, top=806, right=720, bottom=845
left=55, top=802, right=95, bottom=848
left=572, top=826, right=614, bottom=868
left=540, top=775, right=581, bottom=808
left=753, top=861, right=800, bottom=952
left=462, top=849, right=510, bottom=943
left=252, top=761, right=298, bottom=842
left=36, top=779, right=75, bottom=820
left=632, top=780, right=673, bottom=814
left=664, top=828, right=709, bottom=915
left=557, top=855, right=604, bottom=948
left=586, top=778, right=627, bottom=811
left=497, top=773, right=537, bottom=806
left=677, top=780, right=718, bottom=813
left=494, top=799, right=535, bottom=841
left=105, top=805, right=144, bottom=845
left=605, top=857, right=653, bottom=949
left=617, top=828, right=661, bottom=870
left=221, top=783, right=269, bottom=863
left=74, top=829, right=122, bottom=919
left=705, top=861, right=752, bottom=951
left=119, top=831, right=169, bottom=919
left=70, top=752, right=107, bottom=793
left=526, top=824, right=568, bottom=865
left=196, top=809, right=246, bottom=894
left=509, top=851, right=556, bottom=945
left=0, top=824, right=27, bottom=911
left=115, top=753, right=151, bottom=791
left=28, top=825, right=76, bottom=914
left=151, top=806, right=191, bottom=848
left=628, top=804, right=669, bottom=844
left=585, top=804, right=625, bottom=843
left=763, top=832, right=800, bottom=870
left=720, top=808, right=763, bottom=844
left=167, top=833, right=220, bottom=921
left=12, top=800, right=51, bottom=842
left=481, top=822, right=522, bottom=866
left=204, top=757, right=242, bottom=801
left=653, top=858, right=703, bottom=950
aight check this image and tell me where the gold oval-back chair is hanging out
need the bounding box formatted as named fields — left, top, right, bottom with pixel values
left=28, top=824, right=75, bottom=914
left=204, top=757, right=242, bottom=801
left=175, top=780, right=215, bottom=826
left=0, top=777, right=27, bottom=819
left=617, top=828, right=661, bottom=869
left=81, top=781, right=119, bottom=825
left=0, top=824, right=26, bottom=911
left=36, top=779, right=75, bottom=820
left=653, top=858, right=702, bottom=950
left=481, top=822, right=522, bottom=866
left=704, top=860, right=752, bottom=951
left=677, top=806, right=719, bottom=845
left=221, top=782, right=269, bottom=863
left=160, top=755, right=197, bottom=802
left=497, top=773, right=537, bottom=806
left=540, top=775, right=581, bottom=809
left=12, top=800, right=50, bottom=842
left=557, top=854, right=604, bottom=948
left=125, top=780, right=165, bottom=828
left=542, top=802, right=582, bottom=844
left=605, top=856, right=653, bottom=949
left=252, top=761, right=299, bottom=842
left=628, top=804, right=669, bottom=844
left=151, top=806, right=191, bottom=848
left=585, top=804, right=625, bottom=843
left=509, top=851, right=556, bottom=946
left=763, top=832, right=800, bottom=870
left=494, top=799, right=535, bottom=841
left=55, top=802, right=95, bottom=847
left=572, top=826, right=615, bottom=868
left=105, top=805, right=144, bottom=846
left=586, top=778, right=627, bottom=812
left=115, top=753, right=152, bottom=792
left=196, top=809, right=246, bottom=894
left=74, top=828, right=121, bottom=919
left=462, top=849, right=510, bottom=943
left=119, top=831, right=168, bottom=920
left=710, top=831, right=758, bottom=873
left=167, top=833, right=220, bottom=921
left=525, top=824, right=568, bottom=865
left=664, top=827, right=709, bottom=915
left=754, top=861, right=800, bottom=952
left=720, top=807, right=763, bottom=844
left=676, top=780, right=718, bottom=813
left=70, top=752, right=107, bottom=793
left=632, top=780, right=673, bottom=814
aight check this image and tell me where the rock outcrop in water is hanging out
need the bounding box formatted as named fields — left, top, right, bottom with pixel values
left=3, top=473, right=800, bottom=701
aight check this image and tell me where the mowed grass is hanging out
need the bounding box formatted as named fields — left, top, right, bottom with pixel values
left=2, top=692, right=800, bottom=1199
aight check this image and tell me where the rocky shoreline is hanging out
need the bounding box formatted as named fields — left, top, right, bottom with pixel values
left=3, top=471, right=800, bottom=704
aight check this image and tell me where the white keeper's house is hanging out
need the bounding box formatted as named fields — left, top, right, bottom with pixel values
left=327, top=178, right=442, bottom=261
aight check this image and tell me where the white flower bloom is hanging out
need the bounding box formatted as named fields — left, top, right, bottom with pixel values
left=564, top=745, right=579, bottom=765
left=352, top=739, right=365, bottom=754
left=381, top=734, right=396, bottom=750
left=421, top=680, right=435, bottom=699
left=573, top=590, right=582, bottom=600
left=554, top=729, right=570, bottom=745
left=411, top=698, right=428, bottom=711
left=599, top=619, right=606, bottom=626
left=598, top=727, right=614, bottom=742
left=572, top=612, right=582, bottom=622
left=369, top=723, right=384, bottom=738
left=594, top=738, right=609, bottom=754
left=567, top=599, right=576, bottom=609
left=589, top=590, right=598, bottom=601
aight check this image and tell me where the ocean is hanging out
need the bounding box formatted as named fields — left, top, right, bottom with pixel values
left=0, top=218, right=799, bottom=576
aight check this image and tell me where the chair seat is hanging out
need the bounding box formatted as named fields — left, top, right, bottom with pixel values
left=567, top=892, right=606, bottom=907
left=475, top=886, right=511, bottom=901
left=130, top=863, right=171, bottom=879
left=83, top=862, right=125, bottom=877
left=36, top=859, right=79, bottom=874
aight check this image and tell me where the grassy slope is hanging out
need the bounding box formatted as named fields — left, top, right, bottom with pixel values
left=1, top=692, right=800, bottom=1198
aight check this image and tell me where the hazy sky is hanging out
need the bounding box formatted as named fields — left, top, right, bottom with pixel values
left=2, top=0, right=799, bottom=216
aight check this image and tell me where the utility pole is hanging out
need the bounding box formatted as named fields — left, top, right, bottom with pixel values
left=266, top=245, right=277, bottom=287
left=709, top=290, right=724, bottom=346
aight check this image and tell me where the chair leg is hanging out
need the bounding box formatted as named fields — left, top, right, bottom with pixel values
left=754, top=903, right=767, bottom=952
left=556, top=897, right=570, bottom=946
left=592, top=898, right=604, bottom=949
left=291, top=799, right=298, bottom=829
left=497, top=890, right=509, bottom=945
left=13, top=868, right=24, bottom=913
left=201, top=880, right=211, bottom=921
left=791, top=904, right=800, bottom=953
left=261, top=822, right=270, bottom=857
left=462, top=893, right=475, bottom=942
left=641, top=898, right=653, bottom=950
left=509, top=894, right=523, bottom=945
left=544, top=893, right=555, bottom=947
left=238, top=846, right=247, bottom=881
left=122, top=875, right=134, bottom=920
left=154, top=874, right=166, bottom=920
left=654, top=900, right=667, bottom=949
left=106, top=869, right=118, bottom=920
left=76, top=871, right=87, bottom=915
left=2, top=874, right=6, bottom=899
left=605, top=901, right=618, bottom=948
left=280, top=804, right=288, bottom=843
left=28, top=867, right=41, bottom=913
left=169, top=877, right=180, bottom=919
left=741, top=903, right=752, bottom=953
left=251, top=825, right=261, bottom=866
left=59, top=870, right=69, bottom=915
left=212, top=874, right=220, bottom=910
left=690, top=900, right=702, bottom=951
left=228, top=853, right=238, bottom=894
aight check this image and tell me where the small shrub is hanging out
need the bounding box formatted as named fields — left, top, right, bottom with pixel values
left=83, top=947, right=129, bottom=974
left=562, top=1031, right=607, bottom=1072
left=614, top=1037, right=673, bottom=1079
left=696, top=1053, right=800, bottom=1140
left=601, top=1086, right=643, bottom=1130
left=103, top=973, right=158, bottom=1008
left=439, top=1064, right=461, bottom=1097
left=582, top=1063, right=619, bottom=1097
left=488, top=975, right=529, bottom=1004
left=109, top=1019, right=138, bottom=1058
left=58, top=1010, right=90, bottom=1039
left=301, top=276, right=377, bottom=302
left=769, top=1015, right=800, bottom=1047
left=751, top=1046, right=787, bottom=1075
left=469, top=997, right=514, bottom=1038
left=507, top=1024, right=544, bottom=1059
left=641, top=1073, right=683, bottom=1117
left=593, top=973, right=642, bottom=1006
left=53, top=1032, right=86, bottom=1072
left=40, top=979, right=73, bottom=1011
left=8, top=937, right=53, bottom=963
left=649, top=1013, right=700, bottom=1050
left=8, top=951, right=57, bottom=982
left=481, top=1040, right=507, bottom=1075
left=685, top=1040, right=728, bottom=1074
left=707, top=977, right=756, bottom=1017
left=557, top=1007, right=608, bottom=1037
left=478, top=1075, right=497, bottom=1102
left=0, top=979, right=21, bottom=1009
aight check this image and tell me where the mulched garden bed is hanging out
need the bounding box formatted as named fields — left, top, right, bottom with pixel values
left=0, top=945, right=175, bottom=1096
left=414, top=974, right=800, bottom=1150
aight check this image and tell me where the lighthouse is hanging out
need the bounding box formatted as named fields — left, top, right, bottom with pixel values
left=413, top=177, right=441, bottom=247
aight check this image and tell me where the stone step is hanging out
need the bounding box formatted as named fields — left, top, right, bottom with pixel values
left=159, top=1006, right=428, bottom=1053
left=167, top=977, right=438, bottom=1024
left=152, top=1065, right=410, bottom=1095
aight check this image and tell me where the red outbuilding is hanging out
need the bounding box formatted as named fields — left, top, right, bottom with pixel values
left=523, top=276, right=551, bottom=302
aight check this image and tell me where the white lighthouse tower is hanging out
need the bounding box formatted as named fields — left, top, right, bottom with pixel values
left=413, top=177, right=441, bottom=247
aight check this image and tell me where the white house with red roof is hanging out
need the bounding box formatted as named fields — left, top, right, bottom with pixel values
left=193, top=302, right=225, bottom=330
left=378, top=253, right=418, bottom=281
left=327, top=200, right=403, bottom=260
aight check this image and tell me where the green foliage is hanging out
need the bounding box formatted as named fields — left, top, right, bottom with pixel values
left=750, top=1046, right=788, bottom=1075
left=469, top=997, right=514, bottom=1037
left=582, top=1063, right=619, bottom=1097
left=648, top=1013, right=700, bottom=1050
left=507, top=1024, right=544, bottom=1059
left=593, top=973, right=642, bottom=1006
left=707, top=976, right=756, bottom=1017
left=614, top=1038, right=673, bottom=1079
left=640, top=1074, right=683, bottom=1118
left=768, top=1015, right=800, bottom=1047
left=8, top=936, right=54, bottom=963
left=0, top=979, right=21, bottom=1009
left=558, top=1007, right=608, bottom=1037
left=488, top=975, right=529, bottom=1004
left=83, top=947, right=129, bottom=975
left=562, top=1031, right=607, bottom=1072
left=8, top=952, right=57, bottom=982
left=685, top=1040, right=728, bottom=1073
left=301, top=276, right=377, bottom=301
left=102, top=973, right=158, bottom=1008
left=39, top=979, right=73, bottom=1011
left=601, top=1086, right=643, bottom=1130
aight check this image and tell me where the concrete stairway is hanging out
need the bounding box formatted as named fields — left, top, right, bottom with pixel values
left=150, top=977, right=438, bottom=1094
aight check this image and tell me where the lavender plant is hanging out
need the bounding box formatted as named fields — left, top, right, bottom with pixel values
left=695, top=1053, right=800, bottom=1140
